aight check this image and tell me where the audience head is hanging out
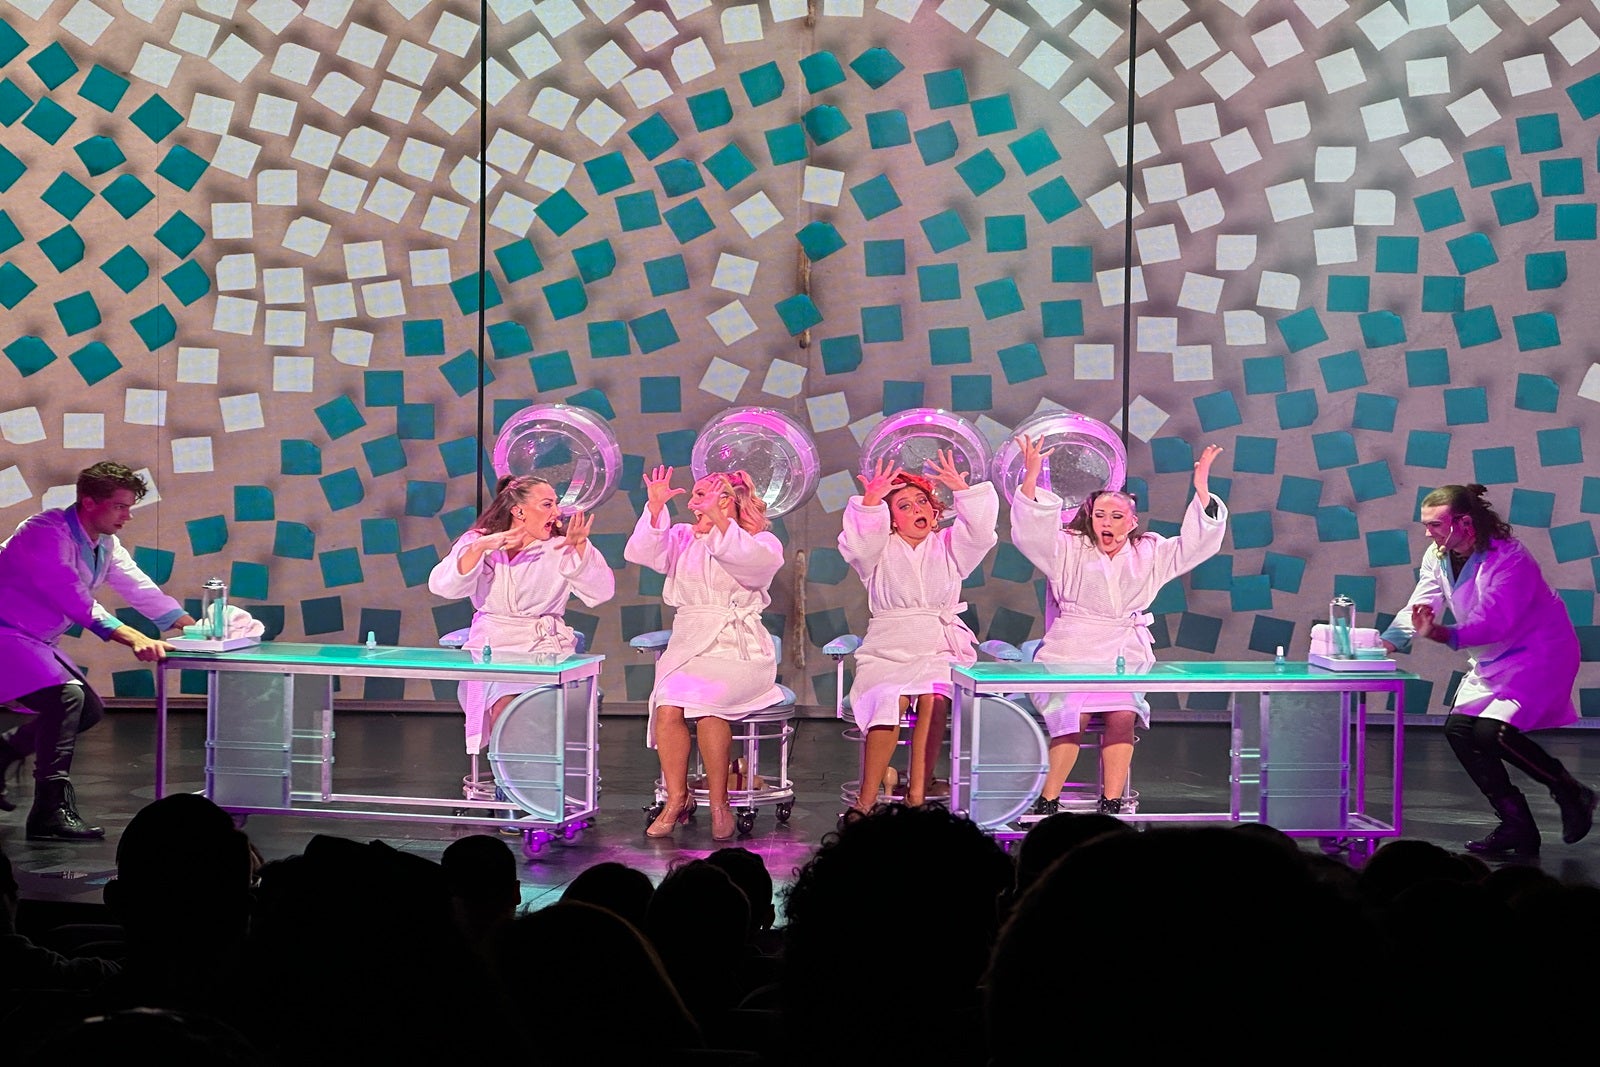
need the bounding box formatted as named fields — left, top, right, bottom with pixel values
left=1014, top=812, right=1133, bottom=899
left=105, top=793, right=253, bottom=949
left=705, top=846, right=777, bottom=937
left=562, top=860, right=655, bottom=932
left=647, top=859, right=751, bottom=1023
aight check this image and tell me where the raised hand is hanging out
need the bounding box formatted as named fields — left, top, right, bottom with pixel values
left=561, top=510, right=593, bottom=551
left=925, top=448, right=969, bottom=493
left=857, top=456, right=902, bottom=507
left=1192, top=443, right=1225, bottom=506
left=1015, top=434, right=1054, bottom=501
left=644, top=464, right=684, bottom=517
left=1411, top=602, right=1449, bottom=644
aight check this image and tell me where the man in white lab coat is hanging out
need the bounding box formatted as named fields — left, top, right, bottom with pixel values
left=0, top=462, right=195, bottom=840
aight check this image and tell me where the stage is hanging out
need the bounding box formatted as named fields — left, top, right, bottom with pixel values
left=4, top=707, right=1599, bottom=926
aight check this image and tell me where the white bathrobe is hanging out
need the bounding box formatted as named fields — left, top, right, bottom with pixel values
left=624, top=509, right=784, bottom=748
left=1379, top=537, right=1578, bottom=731
left=1011, top=490, right=1229, bottom=737
left=838, top=483, right=998, bottom=731
left=428, top=531, right=615, bottom=752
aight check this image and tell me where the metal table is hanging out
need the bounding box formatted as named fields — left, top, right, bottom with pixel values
left=951, top=660, right=1418, bottom=858
left=155, top=643, right=603, bottom=853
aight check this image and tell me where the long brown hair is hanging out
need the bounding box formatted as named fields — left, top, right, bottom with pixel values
left=1422, top=483, right=1511, bottom=553
left=702, top=470, right=769, bottom=535
left=1064, top=488, right=1152, bottom=545
left=472, top=475, right=563, bottom=536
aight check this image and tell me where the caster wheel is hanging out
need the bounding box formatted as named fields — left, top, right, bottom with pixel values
left=1319, top=837, right=1347, bottom=857
left=735, top=811, right=756, bottom=836
left=523, top=830, right=554, bottom=857
left=775, top=802, right=793, bottom=824
left=563, top=823, right=583, bottom=842
left=643, top=801, right=664, bottom=825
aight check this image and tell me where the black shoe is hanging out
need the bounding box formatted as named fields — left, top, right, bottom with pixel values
left=1029, top=795, right=1060, bottom=818
left=1465, top=791, right=1540, bottom=856
left=25, top=780, right=105, bottom=841
left=1553, top=783, right=1598, bottom=845
left=1097, top=796, right=1123, bottom=815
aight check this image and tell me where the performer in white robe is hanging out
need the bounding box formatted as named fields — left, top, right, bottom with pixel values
left=428, top=475, right=614, bottom=754
left=625, top=465, right=784, bottom=841
left=839, top=450, right=997, bottom=811
left=1379, top=483, right=1594, bottom=855
left=1010, top=436, right=1227, bottom=816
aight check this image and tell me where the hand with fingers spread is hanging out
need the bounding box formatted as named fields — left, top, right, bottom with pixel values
left=1192, top=443, right=1225, bottom=507
left=644, top=464, right=685, bottom=520
left=925, top=448, right=970, bottom=494
left=561, top=510, right=593, bottom=555
left=858, top=456, right=903, bottom=507
left=1015, top=434, right=1055, bottom=501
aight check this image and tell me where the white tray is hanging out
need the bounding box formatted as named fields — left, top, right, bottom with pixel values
left=1308, top=652, right=1396, bottom=672
left=169, top=636, right=262, bottom=652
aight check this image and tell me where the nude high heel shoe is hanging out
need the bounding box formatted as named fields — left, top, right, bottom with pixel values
left=646, top=796, right=693, bottom=838
left=711, top=803, right=736, bottom=841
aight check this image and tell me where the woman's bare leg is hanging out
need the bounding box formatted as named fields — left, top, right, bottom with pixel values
left=1041, top=734, right=1082, bottom=800
left=1099, top=711, right=1137, bottom=801
left=646, top=705, right=692, bottom=836
left=858, top=721, right=901, bottom=813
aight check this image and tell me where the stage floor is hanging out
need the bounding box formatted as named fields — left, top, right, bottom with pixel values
left=4, top=707, right=1598, bottom=920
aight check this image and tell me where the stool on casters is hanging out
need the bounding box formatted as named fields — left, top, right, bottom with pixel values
left=824, top=634, right=956, bottom=811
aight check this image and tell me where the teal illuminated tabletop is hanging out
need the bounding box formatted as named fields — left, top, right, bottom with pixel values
left=154, top=643, right=604, bottom=851
left=950, top=660, right=1419, bottom=858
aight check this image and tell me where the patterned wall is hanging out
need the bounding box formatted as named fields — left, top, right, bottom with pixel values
left=1, top=0, right=1596, bottom=718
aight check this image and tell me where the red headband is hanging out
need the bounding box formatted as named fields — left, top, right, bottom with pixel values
left=888, top=471, right=945, bottom=514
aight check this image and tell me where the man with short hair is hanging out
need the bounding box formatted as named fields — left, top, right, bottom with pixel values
left=0, top=462, right=195, bottom=840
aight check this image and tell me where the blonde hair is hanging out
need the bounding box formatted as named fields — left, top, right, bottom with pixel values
left=702, top=470, right=769, bottom=535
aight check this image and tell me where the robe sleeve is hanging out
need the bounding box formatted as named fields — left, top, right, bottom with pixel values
left=1379, top=551, right=1446, bottom=652
left=944, top=482, right=999, bottom=577
left=706, top=525, right=785, bottom=590
left=101, top=537, right=187, bottom=631
left=838, top=496, right=891, bottom=581
left=1148, top=493, right=1230, bottom=586
left=624, top=508, right=678, bottom=574
left=428, top=531, right=489, bottom=600
left=1010, top=488, right=1069, bottom=578
left=14, top=519, right=136, bottom=639
left=558, top=541, right=617, bottom=608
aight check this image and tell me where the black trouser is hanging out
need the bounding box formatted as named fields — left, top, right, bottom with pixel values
left=1443, top=712, right=1574, bottom=800
left=2, top=682, right=104, bottom=782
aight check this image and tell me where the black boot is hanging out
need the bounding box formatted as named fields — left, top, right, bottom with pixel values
left=1465, top=791, right=1540, bottom=856
left=1552, top=781, right=1598, bottom=845
left=25, top=779, right=105, bottom=841
left=0, top=737, right=23, bottom=813
left=1097, top=796, right=1123, bottom=815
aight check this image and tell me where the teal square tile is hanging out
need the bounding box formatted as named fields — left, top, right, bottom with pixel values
left=103, top=174, right=154, bottom=219
left=616, top=190, right=661, bottom=231
left=1262, top=552, right=1306, bottom=593
left=1052, top=245, right=1092, bottom=282
left=1517, top=113, right=1561, bottom=152
left=1348, top=460, right=1395, bottom=502
left=1421, top=276, right=1465, bottom=312
left=950, top=374, right=992, bottom=412
left=645, top=254, right=689, bottom=296
left=68, top=341, right=120, bottom=385
left=920, top=209, right=970, bottom=253
left=361, top=516, right=400, bottom=554
left=1276, top=308, right=1327, bottom=352
left=319, top=468, right=364, bottom=511
left=1550, top=522, right=1598, bottom=564
left=535, top=189, right=588, bottom=236
left=688, top=87, right=733, bottom=131
left=186, top=514, right=228, bottom=556
left=1008, top=129, right=1060, bottom=175
left=155, top=144, right=208, bottom=190
left=914, top=120, right=958, bottom=164
left=1374, top=235, right=1419, bottom=273
left=364, top=370, right=404, bottom=407
left=928, top=327, right=971, bottom=366
left=319, top=548, right=363, bottom=588
left=1583, top=477, right=1600, bottom=515
left=161, top=260, right=210, bottom=305
left=1537, top=426, right=1583, bottom=466
left=918, top=263, right=960, bottom=301
left=74, top=135, right=125, bottom=175
left=1232, top=512, right=1274, bottom=550
left=495, top=239, right=543, bottom=282
left=1230, top=575, right=1273, bottom=612
left=656, top=427, right=695, bottom=466
left=1352, top=392, right=1397, bottom=432
left=129, top=305, right=175, bottom=350
left=155, top=211, right=204, bottom=257
left=630, top=309, right=679, bottom=354
left=487, top=320, right=533, bottom=358
left=764, top=124, right=807, bottom=165
left=971, top=94, right=1017, bottom=135
left=986, top=215, right=1026, bottom=252
left=1366, top=529, right=1412, bottom=567
left=883, top=380, right=925, bottom=415
left=3, top=335, right=53, bottom=376
left=1525, top=250, right=1567, bottom=290
left=925, top=68, right=969, bottom=108
left=955, top=149, right=1006, bottom=195
left=1406, top=430, right=1451, bottom=469
left=280, top=440, right=321, bottom=476
left=1555, top=203, right=1595, bottom=239
left=1452, top=306, right=1501, bottom=347
left=1242, top=356, right=1286, bottom=394
left=1540, top=158, right=1583, bottom=196
left=740, top=61, right=785, bottom=106
left=39, top=224, right=84, bottom=271
left=705, top=142, right=756, bottom=190
left=851, top=46, right=904, bottom=89
left=44, top=172, right=94, bottom=219
left=1315, top=506, right=1359, bottom=542
left=1573, top=70, right=1600, bottom=119
left=492, top=398, right=531, bottom=432
left=628, top=113, right=679, bottom=159
left=998, top=342, right=1044, bottom=383
left=439, top=436, right=484, bottom=478
left=1414, top=188, right=1464, bottom=231
left=1406, top=348, right=1450, bottom=386
left=396, top=546, right=441, bottom=589
left=1359, top=310, right=1406, bottom=348
left=975, top=277, right=1022, bottom=319
left=867, top=109, right=910, bottom=148
left=403, top=319, right=446, bottom=356
left=1234, top=436, right=1277, bottom=474
left=663, top=198, right=714, bottom=243
left=363, top=434, right=407, bottom=477
left=820, top=334, right=862, bottom=374
left=850, top=174, right=901, bottom=219
left=864, top=239, right=905, bottom=276
left=0, top=144, right=20, bottom=193
left=1471, top=445, right=1519, bottom=484
left=1276, top=390, right=1319, bottom=429
left=655, top=158, right=705, bottom=197
left=440, top=350, right=489, bottom=396
left=29, top=40, right=78, bottom=88
left=571, top=239, right=615, bottom=283
left=640, top=376, right=681, bottom=414
left=78, top=64, right=129, bottom=111
left=1444, top=386, right=1489, bottom=425
left=229, top=561, right=269, bottom=600
left=530, top=350, right=576, bottom=392
left=315, top=395, right=366, bottom=440
left=1515, top=373, right=1558, bottom=413
left=1326, top=275, right=1369, bottom=311
left=1317, top=350, right=1366, bottom=392
left=1446, top=232, right=1497, bottom=273
left=1041, top=299, right=1083, bottom=337
left=542, top=277, right=588, bottom=320
left=0, top=209, right=18, bottom=252
left=1194, top=390, right=1242, bottom=432
left=588, top=320, right=631, bottom=358
left=800, top=51, right=845, bottom=92
left=803, top=104, right=851, bottom=145
left=1030, top=177, right=1082, bottom=222
left=1464, top=145, right=1510, bottom=187
left=23, top=97, right=74, bottom=143
left=861, top=305, right=903, bottom=343
left=450, top=271, right=503, bottom=314
left=129, top=94, right=183, bottom=141
left=1491, top=182, right=1539, bottom=225
left=795, top=220, right=846, bottom=261
left=1513, top=311, right=1560, bottom=351
left=583, top=150, right=634, bottom=195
